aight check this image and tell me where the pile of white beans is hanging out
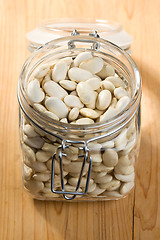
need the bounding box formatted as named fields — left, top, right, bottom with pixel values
left=21, top=51, right=138, bottom=199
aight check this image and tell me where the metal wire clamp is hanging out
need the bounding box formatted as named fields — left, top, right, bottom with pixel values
left=68, top=29, right=100, bottom=50
left=51, top=29, right=100, bottom=200
left=51, top=140, right=92, bottom=200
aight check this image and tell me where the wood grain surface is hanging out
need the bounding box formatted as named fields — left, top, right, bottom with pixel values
left=0, top=0, right=160, bottom=239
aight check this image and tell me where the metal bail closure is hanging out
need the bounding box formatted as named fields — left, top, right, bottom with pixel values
left=51, top=140, right=92, bottom=200
left=68, top=29, right=100, bottom=51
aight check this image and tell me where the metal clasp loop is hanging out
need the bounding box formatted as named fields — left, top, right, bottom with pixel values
left=51, top=140, right=92, bottom=200
left=68, top=29, right=100, bottom=51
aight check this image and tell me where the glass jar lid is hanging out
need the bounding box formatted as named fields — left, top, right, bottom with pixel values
left=26, top=18, right=133, bottom=52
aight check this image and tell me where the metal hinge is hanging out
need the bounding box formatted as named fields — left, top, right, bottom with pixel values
left=68, top=29, right=100, bottom=51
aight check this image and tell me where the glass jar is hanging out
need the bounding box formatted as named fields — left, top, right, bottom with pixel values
left=18, top=34, right=141, bottom=201
left=26, top=18, right=133, bottom=53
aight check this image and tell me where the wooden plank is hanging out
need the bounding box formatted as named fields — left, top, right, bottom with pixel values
left=130, top=0, right=160, bottom=239
left=0, top=0, right=159, bottom=239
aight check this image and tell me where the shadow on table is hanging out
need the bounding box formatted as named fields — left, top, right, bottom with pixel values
left=133, top=58, right=160, bottom=234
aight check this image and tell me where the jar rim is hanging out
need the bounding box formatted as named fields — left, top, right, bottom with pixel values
left=26, top=18, right=133, bottom=52
left=18, top=35, right=141, bottom=135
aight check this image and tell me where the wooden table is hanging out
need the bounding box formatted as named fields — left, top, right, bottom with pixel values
left=0, top=0, right=160, bottom=239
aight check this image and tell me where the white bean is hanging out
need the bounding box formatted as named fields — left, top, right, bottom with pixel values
left=24, top=124, right=39, bottom=138
left=60, top=156, right=71, bottom=165
left=24, top=135, right=44, bottom=149
left=99, top=107, right=118, bottom=122
left=116, top=96, right=131, bottom=112
left=88, top=142, right=102, bottom=152
left=92, top=164, right=113, bottom=173
left=114, top=172, right=135, bottom=182
left=69, top=172, right=86, bottom=178
left=23, top=144, right=36, bottom=162
left=89, top=185, right=105, bottom=196
left=42, top=72, right=52, bottom=86
left=122, top=137, right=136, bottom=155
left=24, top=164, right=33, bottom=180
left=99, top=179, right=120, bottom=191
left=79, top=108, right=100, bottom=119
left=102, top=191, right=122, bottom=198
left=91, top=153, right=102, bottom=163
left=60, top=118, right=68, bottom=123
left=47, top=160, right=64, bottom=175
left=101, top=80, right=115, bottom=92
left=68, top=108, right=79, bottom=121
left=68, top=67, right=93, bottom=82
left=97, top=64, right=115, bottom=79
left=43, top=111, right=59, bottom=121
left=59, top=80, right=77, bottom=91
left=42, top=143, right=58, bottom=154
left=33, top=173, right=51, bottom=182
left=120, top=182, right=134, bottom=195
left=44, top=81, right=68, bottom=100
left=63, top=162, right=89, bottom=174
left=127, top=120, right=136, bottom=139
left=65, top=148, right=78, bottom=161
left=95, top=174, right=112, bottom=184
left=96, top=90, right=112, bottom=110
left=60, top=57, right=73, bottom=66
left=34, top=64, right=50, bottom=79
left=29, top=161, right=48, bottom=172
left=24, top=179, right=44, bottom=193
left=79, top=57, right=104, bottom=74
left=45, top=97, right=68, bottom=119
left=114, top=128, right=128, bottom=150
left=86, top=77, right=101, bottom=90
left=110, top=97, right=117, bottom=108
left=66, top=146, right=79, bottom=155
left=41, top=187, right=53, bottom=194
left=27, top=79, right=45, bottom=103
left=77, top=82, right=96, bottom=105
left=114, top=163, right=134, bottom=175
left=114, top=87, right=129, bottom=99
left=103, top=149, right=118, bottom=167
left=118, top=155, right=131, bottom=166
left=64, top=184, right=82, bottom=192
left=106, top=76, right=126, bottom=88
left=87, top=183, right=97, bottom=193
left=85, top=91, right=98, bottom=109
left=36, top=150, right=52, bottom=162
left=91, top=172, right=107, bottom=179
left=45, top=176, right=67, bottom=188
left=75, top=118, right=94, bottom=125
left=73, top=52, right=93, bottom=67
left=52, top=160, right=68, bottom=174
left=52, top=61, right=68, bottom=82
left=65, top=146, right=78, bottom=154
left=34, top=103, right=47, bottom=113
left=64, top=95, right=84, bottom=109
left=101, top=141, right=114, bottom=149
left=68, top=177, right=94, bottom=188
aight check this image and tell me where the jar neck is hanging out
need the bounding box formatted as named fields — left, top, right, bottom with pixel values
left=18, top=36, right=141, bottom=141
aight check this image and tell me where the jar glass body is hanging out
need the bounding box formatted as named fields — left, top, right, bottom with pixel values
left=18, top=36, right=141, bottom=201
